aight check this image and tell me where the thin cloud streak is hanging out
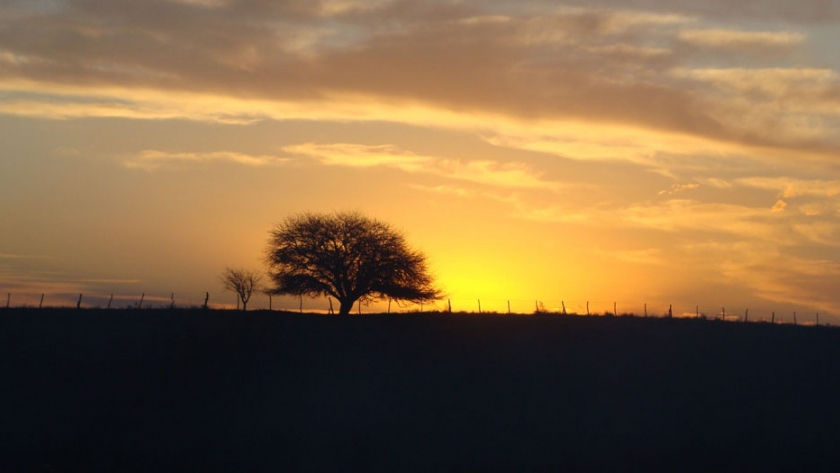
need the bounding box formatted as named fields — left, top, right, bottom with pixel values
left=284, top=142, right=563, bottom=191
left=124, top=150, right=288, bottom=170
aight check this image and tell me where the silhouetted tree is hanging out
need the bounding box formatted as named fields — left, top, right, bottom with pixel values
left=220, top=268, right=263, bottom=311
left=266, top=212, right=440, bottom=315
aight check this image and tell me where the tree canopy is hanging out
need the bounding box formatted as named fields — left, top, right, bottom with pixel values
left=265, top=212, right=440, bottom=315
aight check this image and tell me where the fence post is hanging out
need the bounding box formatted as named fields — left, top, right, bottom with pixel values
left=478, top=299, right=481, bottom=314
left=77, top=294, right=83, bottom=309
left=669, top=304, right=673, bottom=318
left=328, top=298, right=334, bottom=315
left=771, top=311, right=775, bottom=323
left=561, top=301, right=566, bottom=315
left=39, top=293, right=44, bottom=309
left=204, top=292, right=209, bottom=310
left=170, top=293, right=175, bottom=309
left=388, top=299, right=391, bottom=314
left=107, top=294, right=114, bottom=309
left=793, top=312, right=797, bottom=325
left=644, top=303, right=647, bottom=317
left=299, top=295, right=303, bottom=314
left=138, top=293, right=145, bottom=309
left=448, top=299, right=452, bottom=313
left=613, top=302, right=617, bottom=316
left=507, top=300, right=511, bottom=315
left=6, top=293, right=9, bottom=308
left=744, top=309, right=748, bottom=322
left=587, top=301, right=590, bottom=316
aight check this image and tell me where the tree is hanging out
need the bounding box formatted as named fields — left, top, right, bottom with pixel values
left=220, top=267, right=263, bottom=311
left=265, top=212, right=441, bottom=315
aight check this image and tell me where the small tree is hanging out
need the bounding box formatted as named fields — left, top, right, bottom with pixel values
left=266, top=211, right=441, bottom=315
left=220, top=268, right=263, bottom=311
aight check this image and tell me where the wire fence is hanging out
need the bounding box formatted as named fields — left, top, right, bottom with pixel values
left=0, top=290, right=831, bottom=326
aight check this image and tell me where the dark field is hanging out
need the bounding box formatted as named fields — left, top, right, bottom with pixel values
left=2, top=310, right=840, bottom=472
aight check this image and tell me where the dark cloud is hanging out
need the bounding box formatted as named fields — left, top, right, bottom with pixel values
left=0, top=0, right=837, bottom=158
left=544, top=0, right=840, bottom=24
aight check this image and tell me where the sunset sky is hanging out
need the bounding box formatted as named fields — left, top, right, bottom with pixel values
left=2, top=0, right=840, bottom=319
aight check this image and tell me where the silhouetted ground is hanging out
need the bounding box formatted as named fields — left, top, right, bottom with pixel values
left=2, top=309, right=840, bottom=472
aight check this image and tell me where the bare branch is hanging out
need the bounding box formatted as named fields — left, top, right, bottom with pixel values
left=220, top=267, right=264, bottom=311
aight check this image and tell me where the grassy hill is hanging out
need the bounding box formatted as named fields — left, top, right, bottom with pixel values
left=2, top=309, right=839, bottom=472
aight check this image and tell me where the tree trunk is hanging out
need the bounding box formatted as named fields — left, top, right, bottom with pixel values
left=339, top=298, right=355, bottom=316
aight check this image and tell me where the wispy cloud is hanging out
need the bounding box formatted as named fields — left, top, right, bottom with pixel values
left=658, top=182, right=699, bottom=195
left=284, top=142, right=563, bottom=191
left=0, top=253, right=50, bottom=260
left=124, top=150, right=288, bottom=170
left=678, top=29, right=806, bottom=50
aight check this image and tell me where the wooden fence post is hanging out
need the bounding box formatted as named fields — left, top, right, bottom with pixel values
left=478, top=299, right=481, bottom=314
left=613, top=302, right=617, bottom=316
left=507, top=300, right=511, bottom=315
left=587, top=301, right=590, bottom=316
left=204, top=292, right=209, bottom=310
left=107, top=294, right=114, bottom=309
left=170, top=293, right=175, bottom=309
left=328, top=298, right=334, bottom=315
left=772, top=311, right=775, bottom=323
left=644, top=303, right=647, bottom=317
left=39, top=293, right=44, bottom=309
left=562, top=301, right=567, bottom=315
left=77, top=294, right=83, bottom=309
left=138, top=293, right=145, bottom=309
left=669, top=304, right=673, bottom=318
left=448, top=299, right=452, bottom=313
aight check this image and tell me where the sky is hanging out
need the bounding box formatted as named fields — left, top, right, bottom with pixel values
left=2, top=0, right=840, bottom=319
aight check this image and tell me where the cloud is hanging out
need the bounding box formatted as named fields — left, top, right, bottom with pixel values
left=283, top=142, right=563, bottom=191
left=678, top=29, right=806, bottom=50
left=0, top=0, right=837, bottom=165
left=123, top=150, right=288, bottom=170
left=0, top=253, right=50, bottom=260
left=672, top=68, right=838, bottom=99
left=734, top=177, right=840, bottom=198
left=282, top=143, right=430, bottom=170
left=658, top=182, right=699, bottom=195
left=616, top=199, right=793, bottom=243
